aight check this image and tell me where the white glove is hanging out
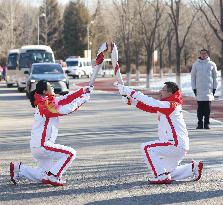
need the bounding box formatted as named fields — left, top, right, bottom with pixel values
left=121, top=96, right=129, bottom=104
left=84, top=86, right=94, bottom=94
left=117, top=84, right=133, bottom=97
left=121, top=96, right=138, bottom=106
left=82, top=93, right=90, bottom=102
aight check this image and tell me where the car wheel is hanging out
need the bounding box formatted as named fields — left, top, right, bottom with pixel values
left=7, top=83, right=13, bottom=88
left=26, top=92, right=30, bottom=99
left=18, top=87, right=24, bottom=92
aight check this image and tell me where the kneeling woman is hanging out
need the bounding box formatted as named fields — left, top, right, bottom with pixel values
left=10, top=80, right=92, bottom=186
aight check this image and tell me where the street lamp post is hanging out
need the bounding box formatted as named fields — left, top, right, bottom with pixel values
left=37, top=13, right=46, bottom=45
left=87, top=21, right=94, bottom=58
left=87, top=24, right=90, bottom=51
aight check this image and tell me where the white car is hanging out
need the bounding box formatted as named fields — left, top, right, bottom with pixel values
left=66, top=56, right=93, bottom=79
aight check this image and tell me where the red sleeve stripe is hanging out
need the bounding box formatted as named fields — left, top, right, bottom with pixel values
left=58, top=89, right=84, bottom=106
left=136, top=100, right=177, bottom=115
left=136, top=101, right=157, bottom=113
left=143, top=142, right=173, bottom=177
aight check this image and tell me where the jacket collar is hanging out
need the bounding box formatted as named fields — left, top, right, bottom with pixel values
left=197, top=57, right=210, bottom=63
left=161, top=90, right=183, bottom=105
left=34, top=92, right=55, bottom=106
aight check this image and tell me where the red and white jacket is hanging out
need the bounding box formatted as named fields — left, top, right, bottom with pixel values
left=128, top=89, right=189, bottom=151
left=30, top=88, right=89, bottom=148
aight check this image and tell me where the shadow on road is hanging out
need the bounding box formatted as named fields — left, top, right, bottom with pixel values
left=0, top=179, right=222, bottom=204
left=85, top=190, right=223, bottom=205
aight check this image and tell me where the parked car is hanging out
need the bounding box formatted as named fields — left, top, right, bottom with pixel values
left=65, top=56, right=92, bottom=79
left=26, top=63, right=69, bottom=98
left=55, top=59, right=68, bottom=74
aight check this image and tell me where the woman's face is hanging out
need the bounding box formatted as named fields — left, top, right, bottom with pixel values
left=44, top=82, right=55, bottom=96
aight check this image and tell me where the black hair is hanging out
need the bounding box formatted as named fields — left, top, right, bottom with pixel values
left=30, top=80, right=48, bottom=108
left=200, top=48, right=209, bottom=55
left=164, top=81, right=179, bottom=94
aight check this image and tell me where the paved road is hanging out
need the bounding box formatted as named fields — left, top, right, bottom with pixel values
left=0, top=80, right=223, bottom=205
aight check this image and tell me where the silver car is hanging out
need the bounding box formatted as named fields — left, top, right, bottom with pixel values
left=26, top=63, right=69, bottom=98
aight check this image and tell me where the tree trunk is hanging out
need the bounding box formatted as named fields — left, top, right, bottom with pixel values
left=146, top=50, right=153, bottom=88
left=159, top=49, right=163, bottom=78
left=135, top=50, right=140, bottom=84
left=168, top=31, right=172, bottom=76
left=126, top=72, right=131, bottom=86
left=176, top=46, right=181, bottom=88
left=125, top=42, right=131, bottom=86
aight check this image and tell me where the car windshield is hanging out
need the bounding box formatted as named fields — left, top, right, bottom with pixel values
left=7, top=53, right=19, bottom=70
left=19, top=50, right=54, bottom=68
left=66, top=61, right=78, bottom=66
left=32, top=64, right=63, bottom=74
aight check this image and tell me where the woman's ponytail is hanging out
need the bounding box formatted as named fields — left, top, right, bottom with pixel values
left=29, top=80, right=48, bottom=108
left=29, top=90, right=37, bottom=108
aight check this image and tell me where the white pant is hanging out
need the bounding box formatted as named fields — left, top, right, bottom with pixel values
left=18, top=143, right=76, bottom=182
left=141, top=140, right=193, bottom=181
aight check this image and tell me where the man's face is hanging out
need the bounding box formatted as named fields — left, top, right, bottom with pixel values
left=159, top=85, right=172, bottom=100
left=200, top=51, right=208, bottom=60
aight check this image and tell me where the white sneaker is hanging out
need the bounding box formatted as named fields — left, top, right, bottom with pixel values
left=10, top=162, right=21, bottom=185
left=42, top=174, right=66, bottom=186
left=149, top=173, right=172, bottom=184
left=193, top=161, right=203, bottom=181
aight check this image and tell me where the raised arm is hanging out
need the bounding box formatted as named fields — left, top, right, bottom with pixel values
left=57, top=94, right=90, bottom=115
left=55, top=88, right=85, bottom=105
left=36, top=89, right=91, bottom=117
left=118, top=84, right=175, bottom=115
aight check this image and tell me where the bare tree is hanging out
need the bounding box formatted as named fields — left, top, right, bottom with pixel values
left=132, top=12, right=144, bottom=84
left=113, top=0, right=134, bottom=85
left=167, top=26, right=174, bottom=76
left=90, top=0, right=107, bottom=59
left=193, top=0, right=223, bottom=96
left=157, top=20, right=169, bottom=78
left=167, top=0, right=197, bottom=87
left=0, top=0, right=37, bottom=57
left=0, top=0, right=20, bottom=53
left=137, top=0, right=164, bottom=88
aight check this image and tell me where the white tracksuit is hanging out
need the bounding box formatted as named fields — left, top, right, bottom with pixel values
left=124, top=88, right=195, bottom=181
left=18, top=88, right=90, bottom=182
